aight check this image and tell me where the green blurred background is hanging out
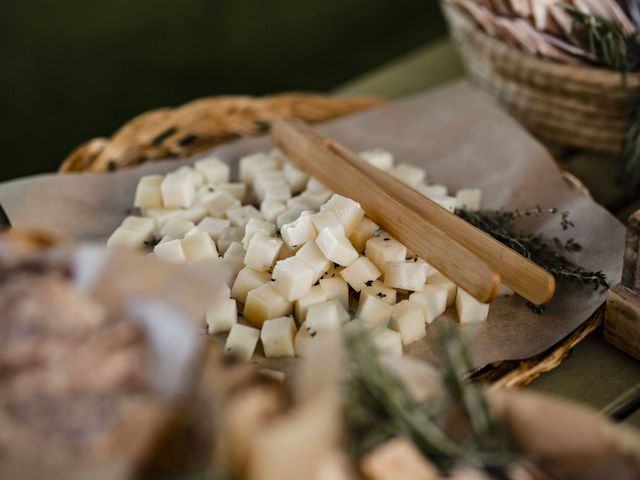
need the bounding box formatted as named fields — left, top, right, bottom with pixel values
left=0, top=1, right=446, bottom=182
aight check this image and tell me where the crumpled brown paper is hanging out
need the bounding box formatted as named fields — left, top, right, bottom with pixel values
left=0, top=80, right=624, bottom=370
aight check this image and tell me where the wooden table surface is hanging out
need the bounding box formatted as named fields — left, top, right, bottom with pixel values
left=335, top=38, right=640, bottom=431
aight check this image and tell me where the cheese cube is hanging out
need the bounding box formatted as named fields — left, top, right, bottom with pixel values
left=357, top=294, right=393, bottom=327
left=175, top=165, right=205, bottom=189
left=428, top=273, right=457, bottom=307
left=283, top=162, right=308, bottom=193
left=390, top=300, right=426, bottom=345
left=215, top=182, right=246, bottom=201
left=281, top=213, right=316, bottom=249
left=306, top=301, right=347, bottom=332
left=319, top=277, right=349, bottom=308
left=384, top=261, right=427, bottom=292
left=244, top=233, right=282, bottom=272
left=455, top=188, right=482, bottom=211
left=161, top=170, right=195, bottom=208
left=243, top=284, right=292, bottom=327
left=359, top=148, right=394, bottom=170
left=306, top=176, right=330, bottom=193
left=206, top=298, right=238, bottom=334
left=365, top=234, right=407, bottom=271
left=262, top=185, right=292, bottom=203
left=261, top=316, right=297, bottom=358
left=260, top=200, right=287, bottom=223
left=417, top=183, right=448, bottom=198
left=160, top=218, right=195, bottom=239
left=294, top=321, right=322, bottom=358
left=321, top=262, right=344, bottom=280
left=315, top=227, right=359, bottom=267
left=217, top=226, right=244, bottom=255
left=107, top=217, right=155, bottom=249
left=389, top=163, right=426, bottom=189
left=340, top=256, right=381, bottom=292
left=277, top=242, right=299, bottom=261
left=320, top=194, right=365, bottom=236
left=254, top=170, right=288, bottom=199
left=359, top=280, right=397, bottom=306
left=153, top=238, right=186, bottom=263
left=271, top=257, right=315, bottom=301
left=287, top=194, right=319, bottom=211
left=227, top=205, right=263, bottom=228
left=349, top=217, right=379, bottom=253
left=195, top=157, right=230, bottom=183
left=456, top=289, right=490, bottom=324
left=294, top=285, right=326, bottom=324
left=275, top=207, right=304, bottom=229
left=223, top=241, right=246, bottom=277
left=431, top=195, right=457, bottom=213
left=175, top=205, right=208, bottom=224
left=200, top=190, right=241, bottom=218
left=410, top=286, right=447, bottom=323
left=134, top=174, right=164, bottom=209
left=195, top=217, right=231, bottom=240
left=231, top=266, right=271, bottom=304
left=145, top=208, right=183, bottom=230
left=268, top=148, right=289, bottom=166
left=310, top=211, right=342, bottom=234
left=242, top=218, right=276, bottom=249
left=371, top=328, right=403, bottom=357
left=239, top=152, right=279, bottom=185
left=181, top=231, right=218, bottom=263
left=224, top=324, right=260, bottom=361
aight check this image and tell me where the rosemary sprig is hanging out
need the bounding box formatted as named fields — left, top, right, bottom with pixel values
left=455, top=207, right=608, bottom=312
left=342, top=328, right=516, bottom=475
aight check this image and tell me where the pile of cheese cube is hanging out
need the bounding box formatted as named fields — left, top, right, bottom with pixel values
left=108, top=148, right=501, bottom=362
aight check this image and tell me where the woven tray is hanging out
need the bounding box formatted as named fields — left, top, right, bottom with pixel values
left=56, top=91, right=600, bottom=388
left=442, top=3, right=640, bottom=154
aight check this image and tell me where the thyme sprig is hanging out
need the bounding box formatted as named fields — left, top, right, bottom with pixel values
left=455, top=207, right=608, bottom=312
left=342, top=328, right=516, bottom=476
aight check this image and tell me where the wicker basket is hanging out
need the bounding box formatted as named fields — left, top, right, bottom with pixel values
left=442, top=3, right=640, bottom=154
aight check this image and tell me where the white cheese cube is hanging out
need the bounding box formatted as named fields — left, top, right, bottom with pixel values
left=244, top=233, right=282, bottom=272
left=224, top=324, right=260, bottom=361
left=206, top=298, right=238, bottom=334
left=215, top=182, right=246, bottom=201
left=321, top=262, right=344, bottom=280
left=242, top=217, right=276, bottom=249
left=281, top=213, right=316, bottom=249
left=134, top=174, right=164, bottom=209
left=349, top=216, right=379, bottom=253
left=359, top=148, right=394, bottom=170
left=271, top=257, right=315, bottom=301
left=200, top=190, right=241, bottom=218
left=181, top=231, right=218, bottom=263
left=120, top=215, right=156, bottom=238
left=315, top=227, right=359, bottom=267
left=243, top=284, right=293, bottom=327
left=175, top=205, right=208, bottom=224
left=175, top=165, right=205, bottom=189
left=389, top=163, right=426, bottom=189
left=390, top=300, right=426, bottom=345
left=275, top=207, right=303, bottom=229
left=283, top=162, right=308, bottom=193
left=294, top=321, right=323, bottom=358
left=195, top=217, right=231, bottom=240
left=153, top=238, right=186, bottom=263
left=239, top=152, right=279, bottom=185
left=456, top=289, right=490, bottom=324
left=260, top=199, right=287, bottom=223
left=262, top=184, right=292, bottom=203
left=384, top=261, right=428, bottom=292
left=431, top=195, right=457, bottom=213
left=268, top=148, right=289, bottom=167
left=359, top=280, right=397, bottom=306
left=428, top=272, right=457, bottom=307
left=145, top=208, right=183, bottom=230
left=310, top=211, right=342, bottom=234
left=227, top=205, right=263, bottom=228
left=340, top=256, right=381, bottom=292
left=306, top=301, right=347, bottom=332
left=365, top=234, right=407, bottom=271
left=287, top=194, right=320, bottom=211
left=293, top=285, right=326, bottom=324
left=223, top=241, right=246, bottom=278
left=107, top=218, right=155, bottom=249
left=161, top=170, right=195, bottom=208
left=160, top=218, right=195, bottom=239
left=372, top=327, right=403, bottom=357
left=357, top=294, right=393, bottom=327
left=320, top=194, right=365, bottom=236
left=417, top=183, right=448, bottom=198
left=410, top=285, right=447, bottom=323
left=277, top=242, right=299, bottom=261
left=195, top=157, right=230, bottom=184
left=455, top=188, right=482, bottom=211
left=217, top=226, right=244, bottom=255
left=319, top=277, right=349, bottom=308
left=231, top=266, right=271, bottom=304
left=261, top=316, right=297, bottom=358
left=306, top=176, right=330, bottom=193
left=254, top=170, right=288, bottom=199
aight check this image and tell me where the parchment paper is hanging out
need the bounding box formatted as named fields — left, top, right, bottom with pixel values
left=0, top=80, right=624, bottom=369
